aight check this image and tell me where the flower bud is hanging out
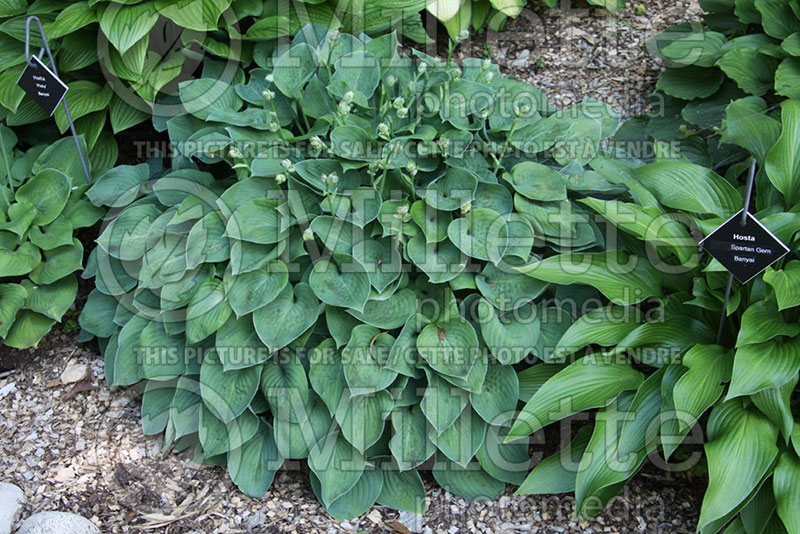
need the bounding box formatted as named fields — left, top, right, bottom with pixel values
left=303, top=227, right=315, bottom=241
left=392, top=97, right=405, bottom=109
left=262, top=89, right=275, bottom=101
left=275, top=173, right=287, bottom=184
left=265, top=73, right=274, bottom=83
left=228, top=146, right=243, bottom=159
left=397, top=107, right=409, bottom=119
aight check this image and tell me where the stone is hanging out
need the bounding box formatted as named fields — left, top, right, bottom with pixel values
left=398, top=511, right=425, bottom=533
left=0, top=482, right=25, bottom=534
left=60, top=361, right=89, bottom=384
left=16, top=512, right=99, bottom=534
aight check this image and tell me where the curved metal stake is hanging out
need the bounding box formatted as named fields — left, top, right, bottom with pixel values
left=25, top=15, right=92, bottom=184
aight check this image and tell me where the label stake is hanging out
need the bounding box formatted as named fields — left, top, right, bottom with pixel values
left=19, top=16, right=91, bottom=184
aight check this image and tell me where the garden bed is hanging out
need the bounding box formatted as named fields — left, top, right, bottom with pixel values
left=0, top=1, right=712, bottom=532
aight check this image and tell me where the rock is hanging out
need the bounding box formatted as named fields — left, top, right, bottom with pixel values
left=60, top=361, right=89, bottom=384
left=16, top=512, right=99, bottom=534
left=0, top=482, right=25, bottom=534
left=398, top=511, right=425, bottom=533
left=510, top=50, right=531, bottom=67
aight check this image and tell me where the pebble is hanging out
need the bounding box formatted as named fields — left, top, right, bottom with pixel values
left=399, top=511, right=425, bottom=533
left=0, top=482, right=25, bottom=534
left=16, top=511, right=99, bottom=534
left=510, top=49, right=531, bottom=67
left=60, top=361, right=89, bottom=384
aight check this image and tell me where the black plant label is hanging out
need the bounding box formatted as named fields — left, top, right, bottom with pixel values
left=700, top=209, right=790, bottom=284
left=16, top=55, right=68, bottom=116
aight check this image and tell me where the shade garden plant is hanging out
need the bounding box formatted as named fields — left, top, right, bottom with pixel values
left=77, top=25, right=631, bottom=519
left=0, top=125, right=104, bottom=348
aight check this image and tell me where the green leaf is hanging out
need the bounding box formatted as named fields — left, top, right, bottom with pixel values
left=420, top=369, right=468, bottom=434
left=655, top=66, right=724, bottom=99
left=417, top=316, right=480, bottom=382
left=509, top=162, right=567, bottom=202
left=773, top=450, right=800, bottom=534
left=309, top=339, right=347, bottom=415
left=314, top=468, right=383, bottom=521
left=310, top=254, right=370, bottom=312
left=405, top=235, right=467, bottom=284
left=335, top=391, right=393, bottom=453
left=200, top=349, right=261, bottom=423
left=273, top=43, right=319, bottom=98
left=430, top=407, right=486, bottom=467
left=632, top=161, right=742, bottom=217
left=260, top=353, right=310, bottom=422
left=424, top=168, right=477, bottom=211
left=728, top=336, right=800, bottom=398
left=138, top=320, right=186, bottom=380
left=185, top=277, right=233, bottom=343
left=765, top=100, right=800, bottom=205
left=29, top=239, right=83, bottom=285
left=516, top=251, right=661, bottom=306
left=141, top=381, right=174, bottom=436
left=775, top=57, right=800, bottom=99
left=331, top=50, right=381, bottom=99
left=698, top=399, right=779, bottom=531
left=516, top=426, right=592, bottom=495
left=0, top=283, right=27, bottom=339
left=226, top=260, right=289, bottom=317
left=199, top=404, right=259, bottom=457
left=53, top=82, right=113, bottom=134
left=476, top=299, right=539, bottom=365
left=763, top=261, right=800, bottom=310
left=99, top=2, right=159, bottom=54
left=389, top=404, right=436, bottom=471
left=109, top=94, right=149, bottom=134
left=431, top=454, right=505, bottom=502
left=226, top=198, right=286, bottom=244
left=156, top=0, right=233, bottom=32
left=736, top=300, right=800, bottom=346
left=0, top=242, right=41, bottom=277
left=377, top=467, right=427, bottom=514
left=717, top=48, right=779, bottom=95
left=342, top=325, right=398, bottom=395
left=215, top=315, right=269, bottom=371
left=178, top=78, right=242, bottom=121
left=346, top=288, right=418, bottom=330
left=507, top=354, right=644, bottom=441
left=755, top=0, right=800, bottom=39
left=15, top=169, right=71, bottom=226
left=352, top=238, right=402, bottom=292
left=447, top=208, right=508, bottom=264
left=2, top=310, right=55, bottom=349
left=554, top=305, right=640, bottom=359
left=227, top=420, right=283, bottom=497
left=673, top=344, right=732, bottom=431
left=252, top=283, right=319, bottom=351
left=308, top=431, right=366, bottom=507
left=475, top=261, right=548, bottom=312
left=20, top=276, right=77, bottom=322
left=186, top=212, right=229, bottom=269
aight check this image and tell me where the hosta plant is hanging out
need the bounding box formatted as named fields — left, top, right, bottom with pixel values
left=0, top=124, right=104, bottom=348
left=511, top=97, right=800, bottom=533
left=0, top=0, right=429, bottom=167
left=78, top=25, right=626, bottom=519
left=642, top=0, right=800, bottom=173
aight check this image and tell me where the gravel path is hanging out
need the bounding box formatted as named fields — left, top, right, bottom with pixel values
left=0, top=344, right=701, bottom=533
left=456, top=0, right=703, bottom=116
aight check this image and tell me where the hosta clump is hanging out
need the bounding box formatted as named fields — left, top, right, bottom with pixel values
left=79, top=25, right=624, bottom=519
left=639, top=0, right=800, bottom=171
left=0, top=125, right=104, bottom=348
left=511, top=98, right=800, bottom=532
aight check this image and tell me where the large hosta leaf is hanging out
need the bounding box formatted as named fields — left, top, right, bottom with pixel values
left=252, top=283, right=319, bottom=351
left=199, top=350, right=261, bottom=423
left=227, top=420, right=284, bottom=497
left=507, top=354, right=644, bottom=441
left=737, top=300, right=800, bottom=346
left=335, top=391, right=393, bottom=453
left=309, top=254, right=370, bottom=312
left=431, top=454, right=505, bottom=502
left=728, top=336, right=800, bottom=398
left=673, top=344, right=732, bottom=431
left=226, top=260, right=288, bottom=317
left=308, top=431, right=366, bottom=507
left=470, top=359, right=519, bottom=425
left=763, top=261, right=800, bottom=311
left=447, top=208, right=508, bottom=263
left=390, top=404, right=436, bottom=471
left=773, top=450, right=800, bottom=534
left=417, top=316, right=480, bottom=382
left=698, top=399, right=779, bottom=532
left=632, top=161, right=742, bottom=217
left=516, top=251, right=661, bottom=306
left=430, top=407, right=487, bottom=467
left=475, top=261, right=548, bottom=311
left=185, top=277, right=232, bottom=343
left=15, top=169, right=70, bottom=226
left=0, top=283, right=26, bottom=339
left=342, top=325, right=398, bottom=395
left=765, top=100, right=800, bottom=205
left=476, top=299, right=539, bottom=365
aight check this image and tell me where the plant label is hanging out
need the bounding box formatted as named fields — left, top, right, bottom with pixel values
left=700, top=209, right=790, bottom=284
left=16, top=55, right=68, bottom=116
